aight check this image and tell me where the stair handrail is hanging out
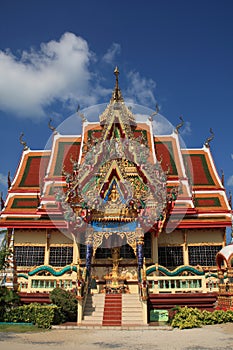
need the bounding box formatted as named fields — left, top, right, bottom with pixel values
left=139, top=266, right=149, bottom=301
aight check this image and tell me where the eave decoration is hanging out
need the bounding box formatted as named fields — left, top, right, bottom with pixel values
left=54, top=69, right=178, bottom=255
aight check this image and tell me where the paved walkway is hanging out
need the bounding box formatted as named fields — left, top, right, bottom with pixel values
left=1, top=323, right=233, bottom=350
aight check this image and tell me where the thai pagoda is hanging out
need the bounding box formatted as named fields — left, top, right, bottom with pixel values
left=0, top=68, right=232, bottom=324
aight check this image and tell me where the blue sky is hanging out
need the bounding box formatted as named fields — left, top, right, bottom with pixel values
left=0, top=0, right=232, bottom=210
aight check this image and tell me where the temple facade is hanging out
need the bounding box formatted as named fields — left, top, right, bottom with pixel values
left=0, top=68, right=232, bottom=297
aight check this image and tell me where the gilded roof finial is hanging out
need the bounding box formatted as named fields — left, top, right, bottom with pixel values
left=204, top=128, right=214, bottom=148
left=149, top=103, right=159, bottom=121
left=19, top=132, right=29, bottom=151
left=0, top=191, right=5, bottom=211
left=48, top=118, right=57, bottom=134
left=175, top=116, right=184, bottom=134
left=112, top=66, right=123, bottom=102
left=228, top=190, right=232, bottom=209
left=221, top=169, right=224, bottom=186
left=77, top=104, right=87, bottom=124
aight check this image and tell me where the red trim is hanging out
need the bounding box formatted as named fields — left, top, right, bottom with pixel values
left=193, top=187, right=225, bottom=191
left=8, top=189, right=40, bottom=194
left=44, top=176, right=65, bottom=182
left=176, top=221, right=231, bottom=228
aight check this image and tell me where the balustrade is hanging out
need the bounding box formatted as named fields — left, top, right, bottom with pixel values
left=147, top=275, right=216, bottom=293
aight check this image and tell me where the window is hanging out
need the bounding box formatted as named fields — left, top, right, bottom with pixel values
left=95, top=247, right=112, bottom=259
left=80, top=244, right=87, bottom=259
left=49, top=246, right=73, bottom=266
left=95, top=244, right=135, bottom=259
left=158, top=246, right=183, bottom=268
left=144, top=232, right=152, bottom=258
left=15, top=246, right=45, bottom=266
left=120, top=244, right=135, bottom=259
left=188, top=245, right=222, bottom=266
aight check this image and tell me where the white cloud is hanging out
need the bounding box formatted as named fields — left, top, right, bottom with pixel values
left=180, top=121, right=191, bottom=136
left=0, top=173, right=7, bottom=188
left=125, top=71, right=156, bottom=107
left=0, top=33, right=158, bottom=119
left=231, top=154, right=233, bottom=160
left=102, top=43, right=121, bottom=64
left=0, top=33, right=95, bottom=118
left=227, top=175, right=233, bottom=186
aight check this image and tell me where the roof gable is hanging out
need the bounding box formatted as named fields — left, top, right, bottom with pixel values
left=11, top=151, right=50, bottom=191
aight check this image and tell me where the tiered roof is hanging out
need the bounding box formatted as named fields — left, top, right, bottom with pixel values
left=0, top=71, right=231, bottom=232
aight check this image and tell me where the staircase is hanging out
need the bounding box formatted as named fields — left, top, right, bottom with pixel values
left=122, top=294, right=143, bottom=325
left=82, top=293, right=144, bottom=326
left=82, top=294, right=105, bottom=325
left=102, top=294, right=122, bottom=326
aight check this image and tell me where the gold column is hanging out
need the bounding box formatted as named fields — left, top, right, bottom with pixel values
left=152, top=234, right=159, bottom=264
left=72, top=237, right=80, bottom=264
left=183, top=230, right=189, bottom=265
left=44, top=229, right=50, bottom=265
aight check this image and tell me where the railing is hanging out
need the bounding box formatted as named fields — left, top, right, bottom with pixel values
left=147, top=275, right=217, bottom=293
left=22, top=276, right=75, bottom=292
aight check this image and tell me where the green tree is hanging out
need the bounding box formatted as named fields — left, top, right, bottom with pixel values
left=50, top=288, right=77, bottom=322
left=0, top=230, right=10, bottom=271
left=0, top=287, right=20, bottom=321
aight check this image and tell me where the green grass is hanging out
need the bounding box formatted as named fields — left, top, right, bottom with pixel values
left=0, top=324, right=47, bottom=333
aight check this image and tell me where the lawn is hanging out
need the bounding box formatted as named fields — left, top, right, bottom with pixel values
left=0, top=323, right=48, bottom=333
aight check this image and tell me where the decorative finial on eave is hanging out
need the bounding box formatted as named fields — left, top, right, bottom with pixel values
left=7, top=171, right=11, bottom=189
left=221, top=169, right=225, bottom=186
left=112, top=66, right=123, bottom=102
left=19, top=132, right=29, bottom=151
left=228, top=190, right=232, bottom=209
left=175, top=116, right=184, bottom=134
left=48, top=118, right=57, bottom=134
left=77, top=104, right=87, bottom=124
left=149, top=103, right=159, bottom=121
left=204, top=128, right=214, bottom=147
left=0, top=191, right=5, bottom=210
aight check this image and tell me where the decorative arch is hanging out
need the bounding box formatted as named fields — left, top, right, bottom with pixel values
left=28, top=264, right=80, bottom=277
left=146, top=264, right=204, bottom=277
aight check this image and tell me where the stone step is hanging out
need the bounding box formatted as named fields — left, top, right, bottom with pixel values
left=83, top=316, right=103, bottom=321
left=122, top=315, right=143, bottom=320
left=83, top=293, right=144, bottom=326
left=83, top=294, right=105, bottom=322
left=122, top=313, right=142, bottom=318
left=83, top=310, right=103, bottom=316
left=82, top=320, right=102, bottom=325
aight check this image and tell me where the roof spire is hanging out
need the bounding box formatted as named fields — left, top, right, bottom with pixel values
left=112, top=66, right=123, bottom=102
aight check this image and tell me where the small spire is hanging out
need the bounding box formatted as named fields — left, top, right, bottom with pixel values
left=0, top=191, right=5, bottom=210
left=19, top=132, right=29, bottom=151
left=221, top=169, right=224, bottom=186
left=7, top=171, right=11, bottom=189
left=114, top=66, right=119, bottom=93
left=175, top=116, right=184, bottom=134
left=48, top=118, right=57, bottom=134
left=204, top=128, right=214, bottom=148
left=149, top=103, right=159, bottom=122
left=112, top=66, right=123, bottom=102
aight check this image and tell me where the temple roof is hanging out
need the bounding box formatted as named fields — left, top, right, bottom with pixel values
left=0, top=69, right=232, bottom=230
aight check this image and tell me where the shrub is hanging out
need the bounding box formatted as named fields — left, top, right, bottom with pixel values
left=50, top=288, right=77, bottom=322
left=171, top=306, right=202, bottom=329
left=0, top=287, right=20, bottom=320
left=3, top=304, right=63, bottom=328
left=171, top=306, right=233, bottom=330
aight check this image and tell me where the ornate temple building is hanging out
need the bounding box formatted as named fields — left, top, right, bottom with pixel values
left=0, top=68, right=232, bottom=317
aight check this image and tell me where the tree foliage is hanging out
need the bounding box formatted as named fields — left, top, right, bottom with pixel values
left=50, top=287, right=77, bottom=322
left=0, top=230, right=10, bottom=271
left=0, top=287, right=20, bottom=320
